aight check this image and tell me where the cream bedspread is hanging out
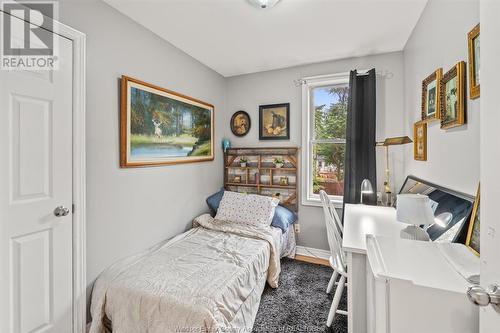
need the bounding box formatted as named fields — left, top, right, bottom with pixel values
left=89, top=214, right=281, bottom=333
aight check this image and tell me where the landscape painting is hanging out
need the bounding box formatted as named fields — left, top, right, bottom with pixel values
left=120, top=76, right=214, bottom=167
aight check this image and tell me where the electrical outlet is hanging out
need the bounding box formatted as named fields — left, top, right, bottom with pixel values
left=294, top=223, right=300, bottom=234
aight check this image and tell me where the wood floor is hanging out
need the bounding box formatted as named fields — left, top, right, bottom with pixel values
left=294, top=254, right=330, bottom=266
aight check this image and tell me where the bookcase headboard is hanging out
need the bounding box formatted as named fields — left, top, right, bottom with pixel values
left=223, top=147, right=299, bottom=212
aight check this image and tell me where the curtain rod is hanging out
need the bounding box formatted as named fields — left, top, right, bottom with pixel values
left=301, top=70, right=370, bottom=81
left=295, top=69, right=392, bottom=86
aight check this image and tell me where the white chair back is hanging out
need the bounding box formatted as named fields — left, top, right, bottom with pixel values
left=319, top=190, right=347, bottom=275
left=319, top=190, right=343, bottom=234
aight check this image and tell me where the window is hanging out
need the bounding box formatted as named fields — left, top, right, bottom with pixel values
left=301, top=74, right=349, bottom=206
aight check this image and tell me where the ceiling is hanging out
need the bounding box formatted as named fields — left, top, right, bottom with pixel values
left=104, top=0, right=428, bottom=77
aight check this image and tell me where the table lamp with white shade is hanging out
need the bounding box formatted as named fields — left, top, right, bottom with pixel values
left=360, top=179, right=374, bottom=204
left=396, top=194, right=435, bottom=241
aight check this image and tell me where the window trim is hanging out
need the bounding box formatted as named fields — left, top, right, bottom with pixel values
left=301, top=72, right=350, bottom=208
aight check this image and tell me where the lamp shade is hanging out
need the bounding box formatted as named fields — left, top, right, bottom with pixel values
left=361, top=179, right=374, bottom=194
left=396, top=194, right=435, bottom=226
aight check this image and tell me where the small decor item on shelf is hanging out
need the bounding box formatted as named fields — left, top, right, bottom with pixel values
left=233, top=175, right=242, bottom=183
left=440, top=61, right=466, bottom=130
left=468, top=23, right=480, bottom=99
left=230, top=111, right=251, bottom=137
left=280, top=176, right=289, bottom=186
left=221, top=138, right=231, bottom=152
left=414, top=121, right=427, bottom=161
left=274, top=157, right=285, bottom=168
left=259, top=103, right=290, bottom=140
left=239, top=157, right=248, bottom=167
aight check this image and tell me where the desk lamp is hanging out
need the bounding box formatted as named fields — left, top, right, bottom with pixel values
left=360, top=179, right=374, bottom=204
left=376, top=136, right=412, bottom=206
left=396, top=194, right=434, bottom=241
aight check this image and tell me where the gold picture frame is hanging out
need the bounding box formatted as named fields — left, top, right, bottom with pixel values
left=421, top=68, right=442, bottom=122
left=120, top=76, right=215, bottom=167
left=440, top=62, right=466, bottom=130
left=413, top=121, right=427, bottom=161
left=468, top=24, right=480, bottom=99
left=466, top=185, right=480, bottom=256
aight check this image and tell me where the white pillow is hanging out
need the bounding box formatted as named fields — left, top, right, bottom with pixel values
left=215, top=191, right=279, bottom=226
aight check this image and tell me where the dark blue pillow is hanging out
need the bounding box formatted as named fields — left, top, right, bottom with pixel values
left=272, top=205, right=298, bottom=233
left=206, top=188, right=224, bottom=217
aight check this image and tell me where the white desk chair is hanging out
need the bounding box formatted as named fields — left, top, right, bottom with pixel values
left=319, top=190, right=343, bottom=293
left=319, top=190, right=348, bottom=327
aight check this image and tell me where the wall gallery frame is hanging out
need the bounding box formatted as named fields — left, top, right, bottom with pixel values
left=230, top=110, right=251, bottom=137
left=259, top=103, right=290, bottom=140
left=120, top=76, right=214, bottom=167
left=466, top=185, right=480, bottom=256
left=440, top=61, right=466, bottom=130
left=468, top=23, right=480, bottom=99
left=421, top=68, right=442, bottom=122
left=413, top=121, right=427, bottom=161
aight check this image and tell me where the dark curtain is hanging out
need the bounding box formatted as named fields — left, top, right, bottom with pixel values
left=342, top=68, right=377, bottom=214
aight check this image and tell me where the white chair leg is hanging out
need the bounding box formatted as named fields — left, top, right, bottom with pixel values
left=326, top=270, right=338, bottom=293
left=327, top=275, right=346, bottom=327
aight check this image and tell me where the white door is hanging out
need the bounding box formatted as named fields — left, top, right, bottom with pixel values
left=475, top=0, right=500, bottom=331
left=0, top=13, right=74, bottom=333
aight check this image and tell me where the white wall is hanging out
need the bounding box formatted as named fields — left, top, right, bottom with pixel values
left=403, top=0, right=480, bottom=196
left=479, top=0, right=500, bottom=330
left=225, top=52, right=405, bottom=250
left=58, top=0, right=226, bottom=303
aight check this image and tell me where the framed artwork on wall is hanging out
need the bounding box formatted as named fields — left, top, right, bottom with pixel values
left=468, top=23, right=480, bottom=99
left=259, top=103, right=290, bottom=140
left=120, top=75, right=214, bottom=167
left=421, top=68, right=442, bottom=122
left=230, top=110, right=251, bottom=137
left=466, top=185, right=480, bottom=256
left=440, top=61, right=466, bottom=130
left=413, top=121, right=427, bottom=161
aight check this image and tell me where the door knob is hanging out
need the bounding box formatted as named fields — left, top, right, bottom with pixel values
left=53, top=206, right=70, bottom=217
left=467, top=285, right=500, bottom=309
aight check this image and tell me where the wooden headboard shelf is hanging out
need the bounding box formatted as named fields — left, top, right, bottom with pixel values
left=223, top=147, right=299, bottom=211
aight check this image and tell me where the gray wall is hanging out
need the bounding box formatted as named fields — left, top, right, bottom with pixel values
left=58, top=0, right=226, bottom=302
left=403, top=0, right=480, bottom=196
left=225, top=52, right=405, bottom=250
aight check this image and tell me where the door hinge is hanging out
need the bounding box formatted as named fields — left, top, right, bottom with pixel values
left=72, top=204, right=75, bottom=213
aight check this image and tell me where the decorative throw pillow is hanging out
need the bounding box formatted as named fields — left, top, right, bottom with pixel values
left=272, top=205, right=298, bottom=233
left=215, top=191, right=279, bottom=226
left=206, top=188, right=224, bottom=217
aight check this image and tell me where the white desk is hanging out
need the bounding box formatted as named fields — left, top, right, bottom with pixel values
left=342, top=204, right=408, bottom=333
left=365, top=235, right=478, bottom=333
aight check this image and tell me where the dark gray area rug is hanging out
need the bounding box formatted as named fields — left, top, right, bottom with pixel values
left=253, top=258, right=347, bottom=333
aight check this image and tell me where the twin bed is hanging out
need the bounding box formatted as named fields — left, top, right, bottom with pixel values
left=89, top=202, right=296, bottom=333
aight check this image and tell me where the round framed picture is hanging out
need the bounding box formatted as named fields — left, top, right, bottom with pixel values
left=230, top=111, right=251, bottom=137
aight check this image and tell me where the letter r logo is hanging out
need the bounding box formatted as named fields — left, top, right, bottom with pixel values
left=2, top=2, right=54, bottom=56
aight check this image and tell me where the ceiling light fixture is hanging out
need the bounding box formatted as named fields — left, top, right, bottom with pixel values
left=247, top=0, right=281, bottom=9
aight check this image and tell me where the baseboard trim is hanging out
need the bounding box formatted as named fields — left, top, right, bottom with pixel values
left=295, top=246, right=330, bottom=266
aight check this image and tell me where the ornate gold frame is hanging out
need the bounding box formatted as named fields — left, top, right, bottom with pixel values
left=421, top=68, right=442, bottom=122
left=466, top=185, right=480, bottom=256
left=468, top=23, right=480, bottom=99
left=120, top=75, right=215, bottom=167
left=440, top=61, right=466, bottom=130
left=413, top=121, right=427, bottom=161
